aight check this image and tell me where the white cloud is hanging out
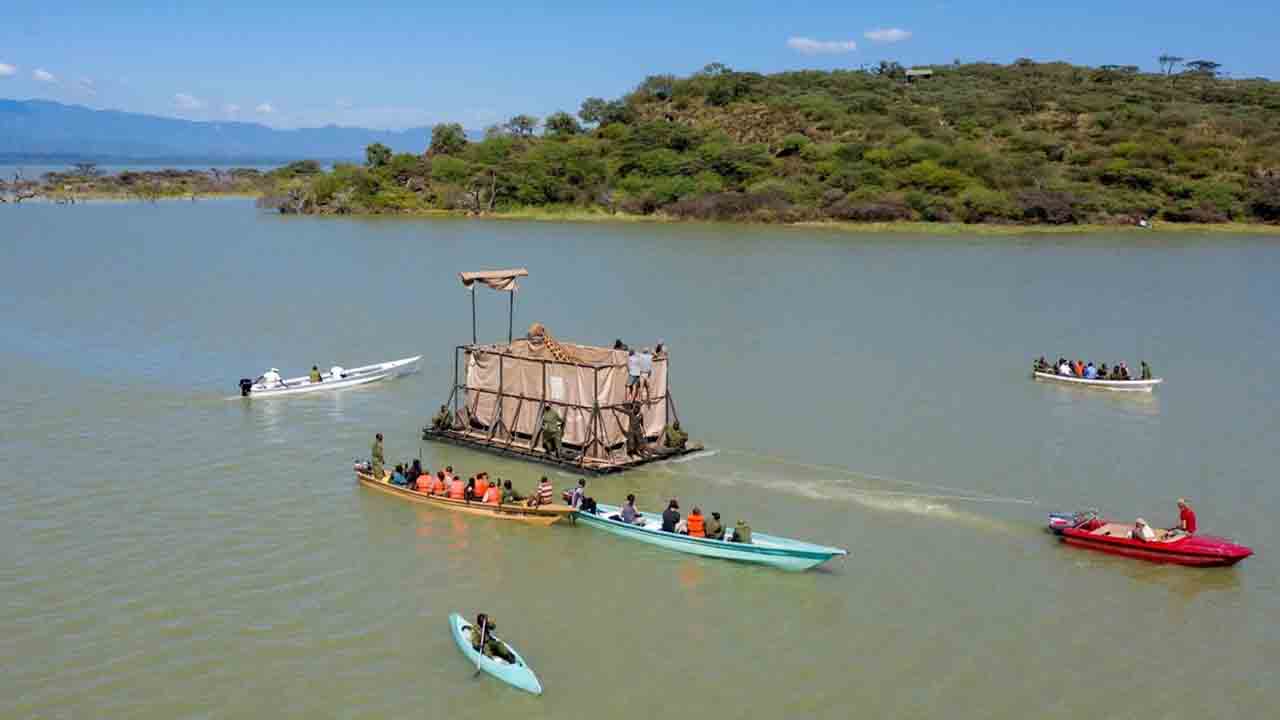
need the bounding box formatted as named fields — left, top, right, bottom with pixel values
left=33, top=68, right=57, bottom=83
left=864, top=28, right=912, bottom=44
left=787, top=37, right=857, bottom=55
left=223, top=103, right=241, bottom=114
left=0, top=63, right=16, bottom=77
left=255, top=102, right=274, bottom=114
left=174, top=92, right=205, bottom=110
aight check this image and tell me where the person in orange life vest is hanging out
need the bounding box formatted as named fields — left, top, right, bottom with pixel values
left=686, top=506, right=706, bottom=538
left=448, top=474, right=466, bottom=500
left=430, top=470, right=447, bottom=495
left=482, top=481, right=500, bottom=505
left=475, top=473, right=490, bottom=499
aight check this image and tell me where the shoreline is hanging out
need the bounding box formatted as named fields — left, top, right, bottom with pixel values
left=9, top=192, right=1278, bottom=235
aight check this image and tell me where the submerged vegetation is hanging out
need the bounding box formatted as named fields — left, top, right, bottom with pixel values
left=265, top=59, right=1280, bottom=226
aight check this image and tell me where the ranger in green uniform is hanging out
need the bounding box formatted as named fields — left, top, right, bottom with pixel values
left=663, top=421, right=688, bottom=450
left=430, top=404, right=453, bottom=431
left=626, top=403, right=648, bottom=458
left=370, top=432, right=385, bottom=479
left=309, top=365, right=322, bottom=383
left=1140, top=361, right=1153, bottom=380
left=541, top=406, right=563, bottom=458
left=732, top=519, right=753, bottom=544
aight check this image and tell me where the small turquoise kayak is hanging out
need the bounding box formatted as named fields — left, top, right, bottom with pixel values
left=448, top=612, right=543, bottom=695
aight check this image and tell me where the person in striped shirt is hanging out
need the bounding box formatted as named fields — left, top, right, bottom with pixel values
left=527, top=476, right=554, bottom=507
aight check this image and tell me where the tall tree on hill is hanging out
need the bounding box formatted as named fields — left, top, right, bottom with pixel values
left=365, top=142, right=392, bottom=168
left=505, top=115, right=539, bottom=137
left=544, top=111, right=582, bottom=137
left=1158, top=54, right=1184, bottom=76
left=1184, top=60, right=1222, bottom=77
left=428, top=123, right=468, bottom=156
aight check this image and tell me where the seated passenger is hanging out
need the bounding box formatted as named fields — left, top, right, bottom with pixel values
left=407, top=459, right=423, bottom=485
left=619, top=494, right=644, bottom=524
left=390, top=464, right=407, bottom=486
left=661, top=499, right=681, bottom=533
left=1098, top=363, right=1109, bottom=380
left=1175, top=498, right=1197, bottom=535
left=731, top=519, right=753, bottom=544
left=1141, top=361, right=1153, bottom=381
left=1074, top=360, right=1085, bottom=377
left=528, top=476, right=554, bottom=507
left=568, top=478, right=586, bottom=509
left=482, top=482, right=500, bottom=505
left=1118, top=362, right=1131, bottom=380
left=1058, top=359, right=1073, bottom=376
left=464, top=476, right=477, bottom=501
left=501, top=479, right=522, bottom=504
left=686, top=506, right=706, bottom=538
left=1131, top=518, right=1156, bottom=542
left=448, top=475, right=466, bottom=500
left=309, top=365, right=322, bottom=383
left=474, top=473, right=490, bottom=500
left=1084, top=362, right=1098, bottom=379
left=705, top=511, right=724, bottom=540
left=431, top=471, right=447, bottom=495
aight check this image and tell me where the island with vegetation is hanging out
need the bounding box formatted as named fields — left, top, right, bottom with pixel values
left=6, top=59, right=1280, bottom=230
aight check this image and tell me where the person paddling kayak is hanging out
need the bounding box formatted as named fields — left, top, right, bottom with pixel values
left=469, top=613, right=516, bottom=664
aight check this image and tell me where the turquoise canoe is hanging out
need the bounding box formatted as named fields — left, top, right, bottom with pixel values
left=448, top=612, right=543, bottom=695
left=575, top=504, right=848, bottom=571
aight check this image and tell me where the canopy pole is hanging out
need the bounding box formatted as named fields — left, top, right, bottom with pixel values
left=508, top=291, right=514, bottom=344
left=471, top=289, right=477, bottom=345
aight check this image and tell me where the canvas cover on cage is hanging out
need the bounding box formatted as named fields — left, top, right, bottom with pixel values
left=462, top=339, right=669, bottom=458
left=459, top=268, right=528, bottom=292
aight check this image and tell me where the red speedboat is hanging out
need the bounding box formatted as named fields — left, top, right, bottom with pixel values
left=1047, top=511, right=1254, bottom=567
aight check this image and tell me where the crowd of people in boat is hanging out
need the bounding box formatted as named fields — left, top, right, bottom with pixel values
left=1034, top=357, right=1153, bottom=381
left=364, top=433, right=563, bottom=507
left=589, top=493, right=754, bottom=544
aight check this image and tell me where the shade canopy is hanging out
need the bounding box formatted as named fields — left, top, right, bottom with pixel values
left=459, top=268, right=529, bottom=292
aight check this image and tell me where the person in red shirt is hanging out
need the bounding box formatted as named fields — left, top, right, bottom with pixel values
left=1176, top=498, right=1197, bottom=534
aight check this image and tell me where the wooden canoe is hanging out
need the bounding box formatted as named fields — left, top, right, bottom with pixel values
left=354, top=470, right=573, bottom=526
left=1032, top=370, right=1162, bottom=392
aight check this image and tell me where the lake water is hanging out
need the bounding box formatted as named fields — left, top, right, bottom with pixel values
left=2, top=199, right=1278, bottom=719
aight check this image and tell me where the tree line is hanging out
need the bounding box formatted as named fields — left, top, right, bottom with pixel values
left=267, top=58, right=1280, bottom=225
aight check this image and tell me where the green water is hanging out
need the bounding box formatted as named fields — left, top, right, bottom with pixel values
left=3, top=199, right=1278, bottom=718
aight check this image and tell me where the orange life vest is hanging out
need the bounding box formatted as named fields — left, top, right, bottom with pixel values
left=483, top=486, right=500, bottom=505
left=475, top=479, right=489, bottom=498
left=448, top=479, right=466, bottom=500
left=687, top=512, right=706, bottom=538
left=431, top=478, right=446, bottom=495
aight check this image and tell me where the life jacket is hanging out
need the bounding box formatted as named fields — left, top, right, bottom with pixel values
left=431, top=478, right=446, bottom=495
left=449, top=479, right=466, bottom=500
left=483, top=486, right=500, bottom=505
left=687, top=512, right=706, bottom=538
left=475, top=479, right=490, bottom=498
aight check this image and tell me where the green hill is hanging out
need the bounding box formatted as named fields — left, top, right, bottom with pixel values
left=277, top=60, right=1280, bottom=225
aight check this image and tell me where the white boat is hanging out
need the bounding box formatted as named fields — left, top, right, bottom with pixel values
left=238, top=355, right=420, bottom=398
left=1032, top=370, right=1162, bottom=392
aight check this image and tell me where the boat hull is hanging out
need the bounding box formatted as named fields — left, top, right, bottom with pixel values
left=449, top=613, right=542, bottom=695
left=355, top=470, right=573, bottom=526
left=243, top=355, right=420, bottom=398
left=1033, top=370, right=1161, bottom=392
left=1055, top=516, right=1253, bottom=567
left=574, top=504, right=847, bottom=571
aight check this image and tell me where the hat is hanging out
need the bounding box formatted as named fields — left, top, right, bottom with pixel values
left=1177, top=498, right=1187, bottom=505
left=1136, top=518, right=1147, bottom=525
left=270, top=368, right=279, bottom=373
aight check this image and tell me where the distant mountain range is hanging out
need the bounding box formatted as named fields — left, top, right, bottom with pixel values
left=0, top=99, right=435, bottom=161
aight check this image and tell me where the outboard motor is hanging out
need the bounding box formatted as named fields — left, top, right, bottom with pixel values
left=239, top=378, right=254, bottom=397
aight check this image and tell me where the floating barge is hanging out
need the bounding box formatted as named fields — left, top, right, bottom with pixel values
left=423, top=269, right=701, bottom=475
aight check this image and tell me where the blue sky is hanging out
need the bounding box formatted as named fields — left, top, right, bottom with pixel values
left=2, top=0, right=1276, bottom=130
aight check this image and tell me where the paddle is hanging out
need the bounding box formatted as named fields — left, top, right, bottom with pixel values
left=473, top=617, right=488, bottom=677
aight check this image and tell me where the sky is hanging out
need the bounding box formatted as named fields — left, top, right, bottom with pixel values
left=2, top=0, right=1277, bottom=130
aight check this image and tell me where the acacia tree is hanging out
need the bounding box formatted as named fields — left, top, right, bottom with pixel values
left=543, top=111, right=582, bottom=137
left=365, top=142, right=392, bottom=168
left=427, top=123, right=468, bottom=156
left=505, top=114, right=539, bottom=137
left=1158, top=54, right=1184, bottom=76
left=1184, top=60, right=1222, bottom=77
